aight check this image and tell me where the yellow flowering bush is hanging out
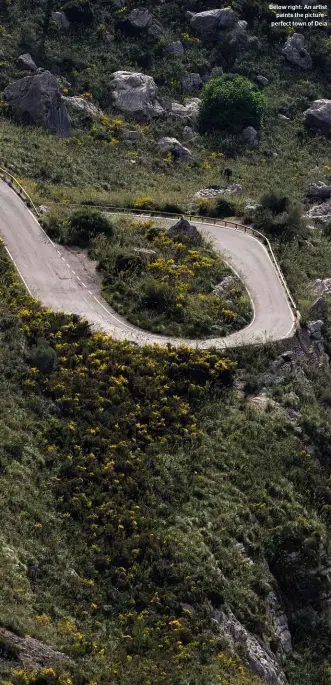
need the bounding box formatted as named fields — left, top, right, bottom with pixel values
left=0, top=242, right=244, bottom=685
left=92, top=219, right=252, bottom=338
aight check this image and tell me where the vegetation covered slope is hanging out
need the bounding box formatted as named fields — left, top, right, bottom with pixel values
left=2, top=1, right=331, bottom=685
left=1, top=226, right=331, bottom=685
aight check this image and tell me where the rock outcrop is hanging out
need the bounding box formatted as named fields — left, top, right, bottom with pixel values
left=306, top=182, right=331, bottom=200
left=256, top=74, right=269, bottom=87
left=4, top=70, right=72, bottom=137
left=165, top=41, right=184, bottom=56
left=213, top=608, right=287, bottom=684
left=0, top=625, right=72, bottom=671
left=195, top=183, right=243, bottom=199
left=182, top=72, right=203, bottom=93
left=314, top=278, right=331, bottom=295
left=168, top=98, right=201, bottom=123
left=309, top=297, right=328, bottom=320
left=282, top=33, right=312, bottom=69
left=241, top=126, right=258, bottom=148
left=304, top=100, right=331, bottom=132
left=62, top=95, right=101, bottom=117
left=121, top=8, right=162, bottom=37
left=110, top=71, right=164, bottom=120
left=52, top=11, right=70, bottom=30
left=158, top=137, right=192, bottom=162
left=127, top=7, right=153, bottom=29
left=307, top=198, right=331, bottom=223
left=188, top=8, right=238, bottom=33
left=168, top=218, right=202, bottom=245
left=18, top=53, right=37, bottom=72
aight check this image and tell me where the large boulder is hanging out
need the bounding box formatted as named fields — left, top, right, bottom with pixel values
left=165, top=41, right=184, bottom=56
left=168, top=218, right=202, bottom=245
left=182, top=73, right=203, bottom=94
left=304, top=99, right=331, bottom=132
left=309, top=297, right=328, bottom=320
left=213, top=276, right=236, bottom=297
left=158, top=137, right=192, bottom=162
left=122, top=8, right=162, bottom=37
left=307, top=319, right=324, bottom=340
left=306, top=181, right=331, bottom=200
left=188, top=8, right=238, bottom=33
left=62, top=96, right=101, bottom=117
left=241, top=126, right=258, bottom=148
left=256, top=74, right=269, bottom=87
left=282, top=33, right=312, bottom=69
left=110, top=71, right=164, bottom=121
left=4, top=70, right=72, bottom=137
left=127, top=7, right=153, bottom=29
left=213, top=608, right=287, bottom=684
left=314, top=278, right=331, bottom=295
left=18, top=53, right=37, bottom=72
left=307, top=198, right=331, bottom=223
left=168, top=98, right=201, bottom=124
left=52, top=11, right=70, bottom=30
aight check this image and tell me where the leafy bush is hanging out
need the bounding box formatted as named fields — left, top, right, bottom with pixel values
left=29, top=340, right=58, bottom=374
left=142, top=279, right=177, bottom=313
left=254, top=193, right=307, bottom=242
left=261, top=193, right=290, bottom=215
left=41, top=214, right=63, bottom=242
left=199, top=76, right=266, bottom=134
left=114, top=251, right=145, bottom=275
left=68, top=208, right=114, bottom=247
left=197, top=197, right=237, bottom=218
left=133, top=196, right=155, bottom=210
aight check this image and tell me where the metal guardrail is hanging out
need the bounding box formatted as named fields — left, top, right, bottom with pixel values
left=0, top=167, right=40, bottom=217
left=0, top=168, right=299, bottom=323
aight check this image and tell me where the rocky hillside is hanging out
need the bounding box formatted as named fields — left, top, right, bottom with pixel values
left=2, top=2, right=331, bottom=685
left=0, top=0, right=331, bottom=212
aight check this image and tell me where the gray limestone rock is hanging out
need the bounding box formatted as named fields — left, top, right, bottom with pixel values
left=4, top=70, right=72, bottom=138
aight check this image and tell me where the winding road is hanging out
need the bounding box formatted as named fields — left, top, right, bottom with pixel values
left=0, top=180, right=296, bottom=349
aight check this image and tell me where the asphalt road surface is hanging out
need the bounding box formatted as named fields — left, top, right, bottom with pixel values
left=0, top=180, right=295, bottom=349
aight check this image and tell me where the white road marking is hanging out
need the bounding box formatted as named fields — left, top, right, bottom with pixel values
left=0, top=180, right=297, bottom=349
left=5, top=246, right=33, bottom=296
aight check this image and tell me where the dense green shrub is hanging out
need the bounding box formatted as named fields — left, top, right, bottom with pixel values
left=197, top=197, right=237, bottom=218
left=41, top=214, right=63, bottom=242
left=261, top=193, right=290, bottom=215
left=199, top=76, right=266, bottom=134
left=253, top=193, right=307, bottom=242
left=29, top=340, right=58, bottom=374
left=115, top=251, right=145, bottom=275
left=68, top=208, right=114, bottom=247
left=142, top=279, right=177, bottom=313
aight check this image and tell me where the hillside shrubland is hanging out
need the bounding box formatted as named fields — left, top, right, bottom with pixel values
left=2, top=1, right=331, bottom=685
